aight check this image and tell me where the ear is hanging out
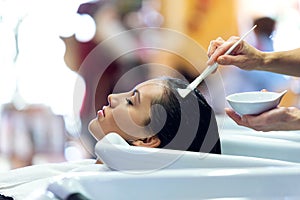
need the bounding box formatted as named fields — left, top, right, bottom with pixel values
left=131, top=135, right=161, bottom=148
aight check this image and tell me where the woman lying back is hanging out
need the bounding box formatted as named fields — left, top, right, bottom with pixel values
left=89, top=76, right=221, bottom=154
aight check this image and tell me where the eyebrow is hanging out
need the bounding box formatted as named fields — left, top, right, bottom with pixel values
left=133, top=89, right=141, bottom=103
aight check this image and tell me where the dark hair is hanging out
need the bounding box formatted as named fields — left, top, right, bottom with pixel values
left=148, top=77, right=221, bottom=154
left=253, top=17, right=276, bottom=37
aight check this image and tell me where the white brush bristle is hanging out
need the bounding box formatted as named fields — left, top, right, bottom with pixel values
left=177, top=88, right=192, bottom=98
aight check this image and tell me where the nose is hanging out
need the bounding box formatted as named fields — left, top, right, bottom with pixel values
left=108, top=92, right=129, bottom=108
left=107, top=93, right=119, bottom=108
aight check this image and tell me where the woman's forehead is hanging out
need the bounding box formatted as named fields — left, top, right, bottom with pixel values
left=135, top=79, right=165, bottom=89
left=135, top=79, right=165, bottom=99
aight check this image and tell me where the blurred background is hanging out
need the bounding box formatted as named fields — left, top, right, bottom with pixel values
left=0, top=0, right=300, bottom=170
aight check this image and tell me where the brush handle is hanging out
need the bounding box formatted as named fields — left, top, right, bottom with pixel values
left=224, top=25, right=257, bottom=56
left=189, top=62, right=218, bottom=90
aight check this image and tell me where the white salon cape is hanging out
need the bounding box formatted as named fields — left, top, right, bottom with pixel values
left=0, top=159, right=109, bottom=199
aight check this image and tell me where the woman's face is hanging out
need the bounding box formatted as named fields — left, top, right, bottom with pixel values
left=88, top=79, right=165, bottom=142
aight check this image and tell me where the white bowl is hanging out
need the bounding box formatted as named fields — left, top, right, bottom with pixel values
left=226, top=90, right=287, bottom=115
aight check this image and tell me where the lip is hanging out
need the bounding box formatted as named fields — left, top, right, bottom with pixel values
left=97, top=110, right=104, bottom=119
left=97, top=106, right=107, bottom=119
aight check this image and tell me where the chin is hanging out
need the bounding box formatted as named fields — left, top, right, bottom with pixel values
left=88, top=119, right=105, bottom=141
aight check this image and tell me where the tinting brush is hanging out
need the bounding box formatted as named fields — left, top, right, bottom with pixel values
left=177, top=25, right=257, bottom=98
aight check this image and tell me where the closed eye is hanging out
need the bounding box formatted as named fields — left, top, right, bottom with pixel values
left=126, top=98, right=133, bottom=106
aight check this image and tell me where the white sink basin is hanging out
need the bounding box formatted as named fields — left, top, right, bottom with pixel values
left=94, top=133, right=298, bottom=171
left=221, top=132, right=300, bottom=163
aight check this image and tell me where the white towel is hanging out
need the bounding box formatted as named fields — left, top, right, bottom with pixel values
left=0, top=159, right=109, bottom=200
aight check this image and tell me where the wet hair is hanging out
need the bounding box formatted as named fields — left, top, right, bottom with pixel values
left=148, top=77, right=221, bottom=154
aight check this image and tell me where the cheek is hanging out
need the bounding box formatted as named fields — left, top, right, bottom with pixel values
left=111, top=108, right=149, bottom=138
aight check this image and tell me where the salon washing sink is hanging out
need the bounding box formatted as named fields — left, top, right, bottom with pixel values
left=30, top=130, right=300, bottom=200
left=217, top=115, right=300, bottom=163
left=220, top=131, right=300, bottom=163
left=93, top=133, right=299, bottom=171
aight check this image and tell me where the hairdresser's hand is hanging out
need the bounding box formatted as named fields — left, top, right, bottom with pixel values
left=207, top=36, right=264, bottom=71
left=225, top=107, right=300, bottom=132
